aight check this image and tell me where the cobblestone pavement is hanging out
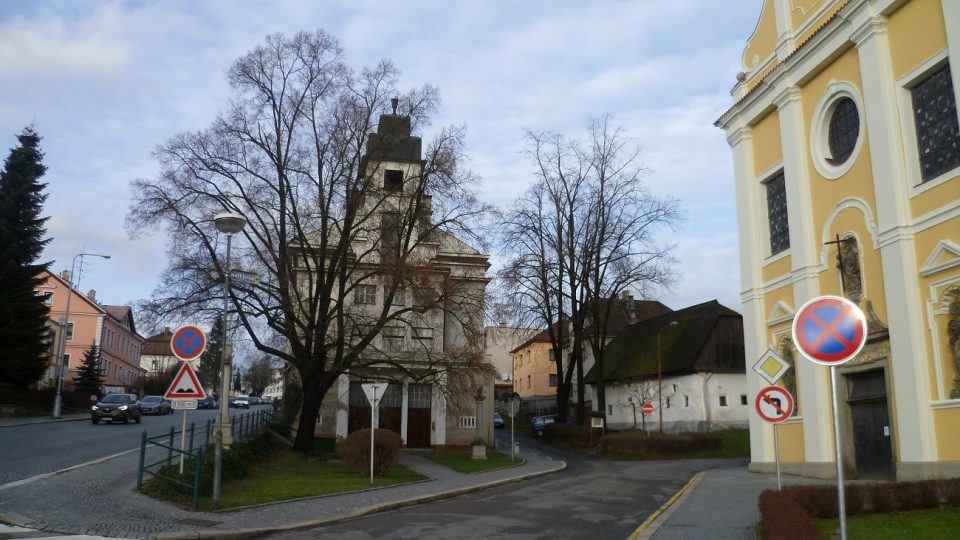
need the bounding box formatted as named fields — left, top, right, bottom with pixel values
left=0, top=436, right=565, bottom=539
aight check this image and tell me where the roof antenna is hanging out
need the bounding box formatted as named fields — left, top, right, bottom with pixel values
left=390, top=97, right=399, bottom=115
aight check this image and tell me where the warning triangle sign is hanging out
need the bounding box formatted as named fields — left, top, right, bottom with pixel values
left=164, top=363, right=207, bottom=400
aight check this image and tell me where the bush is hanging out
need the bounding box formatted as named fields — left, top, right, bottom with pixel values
left=599, top=432, right=721, bottom=456
left=335, top=428, right=402, bottom=476
left=544, top=423, right=591, bottom=447
left=759, top=489, right=819, bottom=540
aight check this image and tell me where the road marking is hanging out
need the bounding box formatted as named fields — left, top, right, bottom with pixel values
left=627, top=471, right=703, bottom=540
left=0, top=448, right=139, bottom=491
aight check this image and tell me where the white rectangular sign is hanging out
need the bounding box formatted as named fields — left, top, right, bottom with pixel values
left=171, top=400, right=198, bottom=410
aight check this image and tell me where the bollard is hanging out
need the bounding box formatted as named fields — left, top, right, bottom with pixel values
left=514, top=442, right=520, bottom=457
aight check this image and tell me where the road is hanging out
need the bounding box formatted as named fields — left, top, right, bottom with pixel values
left=265, top=431, right=744, bottom=540
left=0, top=405, right=270, bottom=485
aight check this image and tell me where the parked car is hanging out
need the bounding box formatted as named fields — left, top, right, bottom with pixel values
left=91, top=394, right=142, bottom=424
left=493, top=412, right=505, bottom=428
left=229, top=396, right=250, bottom=409
left=197, top=396, right=217, bottom=409
left=140, top=395, right=172, bottom=415
left=531, top=414, right=557, bottom=437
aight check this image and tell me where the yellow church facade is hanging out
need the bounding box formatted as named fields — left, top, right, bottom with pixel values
left=717, top=0, right=960, bottom=480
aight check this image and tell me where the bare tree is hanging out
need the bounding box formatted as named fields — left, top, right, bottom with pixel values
left=128, top=31, right=493, bottom=452
left=498, top=118, right=677, bottom=422
left=243, top=356, right=277, bottom=397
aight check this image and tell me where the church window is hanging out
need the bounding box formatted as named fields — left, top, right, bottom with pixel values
left=384, top=169, right=403, bottom=191
left=911, top=64, right=960, bottom=182
left=764, top=172, right=789, bottom=255
left=827, top=97, right=859, bottom=165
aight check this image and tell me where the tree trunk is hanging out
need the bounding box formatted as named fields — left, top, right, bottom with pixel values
left=293, top=371, right=321, bottom=453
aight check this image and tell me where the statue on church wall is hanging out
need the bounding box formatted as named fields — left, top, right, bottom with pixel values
left=947, top=288, right=960, bottom=399
left=840, top=237, right=862, bottom=302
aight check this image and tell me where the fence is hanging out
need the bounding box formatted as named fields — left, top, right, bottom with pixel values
left=136, top=409, right=273, bottom=509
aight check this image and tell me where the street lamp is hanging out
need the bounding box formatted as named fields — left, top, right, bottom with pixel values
left=657, top=320, right=679, bottom=434
left=52, top=253, right=111, bottom=418
left=212, top=212, right=246, bottom=506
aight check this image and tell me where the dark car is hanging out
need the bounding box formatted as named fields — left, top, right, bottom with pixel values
left=493, top=412, right=505, bottom=428
left=91, top=394, right=142, bottom=424
left=140, top=395, right=172, bottom=415
left=197, top=396, right=217, bottom=409
left=531, top=414, right=557, bottom=437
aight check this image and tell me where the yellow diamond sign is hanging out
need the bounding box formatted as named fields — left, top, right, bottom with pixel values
left=753, top=349, right=790, bottom=385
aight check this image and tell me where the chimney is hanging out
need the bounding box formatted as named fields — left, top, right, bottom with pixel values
left=61, top=269, right=70, bottom=281
left=87, top=289, right=96, bottom=302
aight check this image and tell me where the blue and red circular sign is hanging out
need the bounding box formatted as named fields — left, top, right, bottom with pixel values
left=792, top=296, right=867, bottom=366
left=170, top=325, right=206, bottom=361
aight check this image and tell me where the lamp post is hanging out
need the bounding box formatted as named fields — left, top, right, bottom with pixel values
left=52, top=253, right=110, bottom=419
left=657, top=320, right=679, bottom=434
left=212, top=212, right=246, bottom=506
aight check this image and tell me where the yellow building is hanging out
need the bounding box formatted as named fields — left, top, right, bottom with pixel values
left=511, top=326, right=561, bottom=404
left=717, top=0, right=960, bottom=480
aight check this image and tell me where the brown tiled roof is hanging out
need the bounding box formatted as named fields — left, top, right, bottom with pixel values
left=510, top=322, right=567, bottom=354
left=143, top=329, right=175, bottom=356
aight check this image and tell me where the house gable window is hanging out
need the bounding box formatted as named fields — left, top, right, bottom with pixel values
left=765, top=171, right=789, bottom=255
left=740, top=394, right=748, bottom=405
left=719, top=395, right=728, bottom=407
left=911, top=63, right=960, bottom=182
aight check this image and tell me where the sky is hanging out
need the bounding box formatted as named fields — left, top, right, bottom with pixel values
left=1, top=0, right=763, bottom=337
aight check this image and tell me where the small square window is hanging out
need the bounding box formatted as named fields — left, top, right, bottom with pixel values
left=684, top=395, right=689, bottom=407
left=66, top=322, right=75, bottom=340
left=548, top=373, right=557, bottom=387
left=354, top=284, right=377, bottom=304
left=384, top=170, right=403, bottom=191
left=607, top=404, right=613, bottom=416
left=41, top=292, right=53, bottom=305
left=719, top=395, right=728, bottom=407
left=740, top=394, right=748, bottom=406
left=666, top=398, right=671, bottom=409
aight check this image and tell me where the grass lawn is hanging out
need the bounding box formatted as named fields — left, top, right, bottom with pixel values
left=425, top=450, right=520, bottom=473
left=597, top=429, right=751, bottom=460
left=143, top=445, right=426, bottom=510
left=815, top=507, right=960, bottom=539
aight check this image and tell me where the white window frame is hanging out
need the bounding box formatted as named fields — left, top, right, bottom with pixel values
left=458, top=416, right=476, bottom=429
left=354, top=284, right=377, bottom=305
left=809, top=81, right=866, bottom=180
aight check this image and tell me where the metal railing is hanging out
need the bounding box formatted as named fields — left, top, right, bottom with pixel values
left=136, top=409, right=273, bottom=509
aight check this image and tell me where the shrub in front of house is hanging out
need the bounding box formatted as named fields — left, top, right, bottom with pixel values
left=600, top=432, right=721, bottom=456
left=335, top=428, right=402, bottom=475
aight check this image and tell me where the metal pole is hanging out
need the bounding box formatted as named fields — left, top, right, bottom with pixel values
left=52, top=256, right=79, bottom=418
left=167, top=425, right=174, bottom=467
left=179, top=409, right=187, bottom=474
left=774, top=423, right=782, bottom=491
left=510, top=400, right=515, bottom=460
left=657, top=330, right=663, bottom=434
left=137, top=430, right=147, bottom=489
left=370, top=387, right=377, bottom=484
left=213, top=231, right=234, bottom=506
left=831, top=366, right=847, bottom=540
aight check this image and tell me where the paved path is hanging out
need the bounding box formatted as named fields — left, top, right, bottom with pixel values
left=0, top=438, right=564, bottom=539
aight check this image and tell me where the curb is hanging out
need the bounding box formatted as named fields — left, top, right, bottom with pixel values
left=0, top=416, right=88, bottom=428
left=149, top=460, right=568, bottom=540
left=627, top=471, right=703, bottom=540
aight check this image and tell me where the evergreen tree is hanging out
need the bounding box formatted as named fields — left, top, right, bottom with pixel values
left=197, top=317, right=224, bottom=393
left=0, top=127, right=52, bottom=387
left=73, top=345, right=104, bottom=396
left=233, top=367, right=243, bottom=393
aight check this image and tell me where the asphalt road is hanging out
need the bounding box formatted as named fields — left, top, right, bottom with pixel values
left=0, top=405, right=270, bottom=485
left=265, top=432, right=744, bottom=540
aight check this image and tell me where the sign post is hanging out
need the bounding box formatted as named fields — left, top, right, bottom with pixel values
left=755, top=386, right=795, bottom=490
left=361, top=383, right=387, bottom=484
left=792, top=296, right=867, bottom=540
left=165, top=362, right=207, bottom=474
left=507, top=397, right=520, bottom=460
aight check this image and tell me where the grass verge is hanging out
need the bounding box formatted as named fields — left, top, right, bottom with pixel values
left=141, top=444, right=426, bottom=511
left=815, top=507, right=960, bottom=539
left=424, top=450, right=519, bottom=473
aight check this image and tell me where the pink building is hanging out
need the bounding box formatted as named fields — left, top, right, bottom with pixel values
left=35, top=270, right=145, bottom=392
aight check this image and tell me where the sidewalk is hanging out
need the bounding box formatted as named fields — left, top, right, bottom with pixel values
left=640, top=466, right=827, bottom=540
left=0, top=437, right=565, bottom=539
left=0, top=413, right=88, bottom=428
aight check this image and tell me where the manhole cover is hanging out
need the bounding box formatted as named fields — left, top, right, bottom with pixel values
left=176, top=518, right=222, bottom=527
